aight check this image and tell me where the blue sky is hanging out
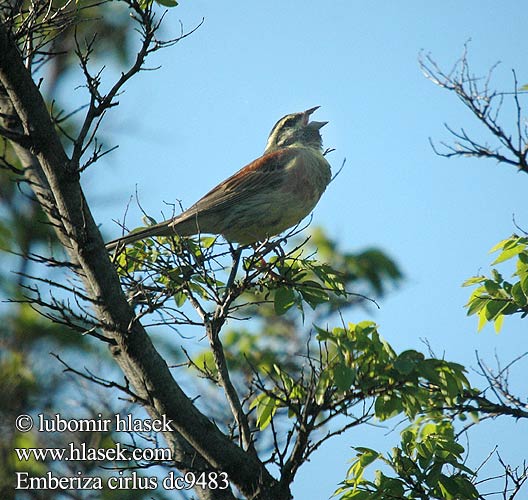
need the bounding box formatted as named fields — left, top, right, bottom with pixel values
left=85, top=2, right=527, bottom=498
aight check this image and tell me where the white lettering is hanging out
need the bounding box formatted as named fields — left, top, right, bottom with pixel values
left=15, top=471, right=103, bottom=490
left=37, top=414, right=111, bottom=433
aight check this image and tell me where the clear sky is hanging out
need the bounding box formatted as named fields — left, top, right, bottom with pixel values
left=86, top=2, right=527, bottom=498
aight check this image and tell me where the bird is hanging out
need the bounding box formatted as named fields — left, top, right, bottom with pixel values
left=106, top=106, right=332, bottom=251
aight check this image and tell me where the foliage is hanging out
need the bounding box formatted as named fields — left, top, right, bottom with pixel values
left=335, top=418, right=479, bottom=500
left=113, top=227, right=404, bottom=436
left=464, top=235, right=528, bottom=332
left=250, top=321, right=472, bottom=431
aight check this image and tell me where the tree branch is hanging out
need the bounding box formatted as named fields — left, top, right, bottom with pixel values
left=419, top=45, right=528, bottom=175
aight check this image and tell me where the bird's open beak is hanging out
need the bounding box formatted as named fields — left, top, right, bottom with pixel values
left=309, top=120, right=328, bottom=129
left=303, top=106, right=320, bottom=124
left=303, top=106, right=327, bottom=128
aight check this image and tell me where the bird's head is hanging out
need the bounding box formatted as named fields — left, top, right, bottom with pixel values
left=264, top=106, right=328, bottom=153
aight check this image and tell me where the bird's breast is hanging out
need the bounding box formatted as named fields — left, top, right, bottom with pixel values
left=218, top=147, right=331, bottom=244
left=282, top=148, right=331, bottom=202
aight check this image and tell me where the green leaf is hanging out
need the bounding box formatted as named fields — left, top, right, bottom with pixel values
left=438, top=474, right=459, bottom=499
left=274, top=287, right=296, bottom=315
left=200, top=236, right=217, bottom=248
left=521, top=274, right=528, bottom=296
left=333, top=364, right=356, bottom=391
left=354, top=446, right=379, bottom=454
left=483, top=279, right=500, bottom=295
left=336, top=490, right=371, bottom=499
left=299, top=281, right=330, bottom=308
left=357, top=448, right=380, bottom=467
left=400, top=392, right=423, bottom=419
left=173, top=291, right=187, bottom=307
left=314, top=324, right=332, bottom=341
left=454, top=476, right=479, bottom=499
left=489, top=237, right=510, bottom=253
left=462, top=276, right=486, bottom=287
left=394, top=350, right=424, bottom=375
left=490, top=269, right=503, bottom=283
left=492, top=244, right=525, bottom=264
left=425, top=463, right=443, bottom=487
left=442, top=371, right=463, bottom=398
left=251, top=394, right=278, bottom=430
left=401, top=429, right=416, bottom=454
left=375, top=393, right=402, bottom=420
left=420, top=359, right=442, bottom=385
left=315, top=369, right=332, bottom=405
left=465, top=294, right=488, bottom=316
left=484, top=299, right=509, bottom=321
left=477, top=308, right=488, bottom=332
left=455, top=463, right=476, bottom=476
left=493, top=313, right=505, bottom=333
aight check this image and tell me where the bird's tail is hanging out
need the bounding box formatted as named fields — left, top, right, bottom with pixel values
left=106, top=220, right=177, bottom=252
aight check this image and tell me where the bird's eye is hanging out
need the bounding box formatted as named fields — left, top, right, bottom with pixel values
left=282, top=115, right=302, bottom=128
left=267, top=113, right=304, bottom=145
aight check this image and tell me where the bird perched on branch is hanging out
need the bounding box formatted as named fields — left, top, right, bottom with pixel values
left=106, top=106, right=332, bottom=251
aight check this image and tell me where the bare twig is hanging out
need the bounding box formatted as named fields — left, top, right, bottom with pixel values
left=420, top=44, right=528, bottom=174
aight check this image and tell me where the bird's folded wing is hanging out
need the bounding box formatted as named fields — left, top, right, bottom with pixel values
left=174, top=148, right=300, bottom=220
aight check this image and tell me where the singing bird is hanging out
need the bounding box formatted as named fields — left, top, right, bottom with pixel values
left=106, top=107, right=332, bottom=251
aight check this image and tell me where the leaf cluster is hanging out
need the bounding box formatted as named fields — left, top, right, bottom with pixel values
left=336, top=418, right=479, bottom=500
left=464, top=235, right=528, bottom=332
left=251, top=321, right=472, bottom=432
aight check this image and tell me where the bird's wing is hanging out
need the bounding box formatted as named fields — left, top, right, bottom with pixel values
left=174, top=147, right=300, bottom=220
left=105, top=148, right=303, bottom=250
